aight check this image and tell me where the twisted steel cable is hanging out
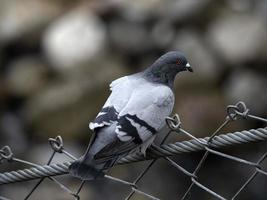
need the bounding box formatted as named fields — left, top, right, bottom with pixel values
left=0, top=127, right=266, bottom=185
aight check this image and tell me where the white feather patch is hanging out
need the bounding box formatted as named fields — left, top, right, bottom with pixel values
left=126, top=117, right=153, bottom=141
left=115, top=125, right=133, bottom=141
left=97, top=112, right=106, bottom=116
left=89, top=121, right=111, bottom=130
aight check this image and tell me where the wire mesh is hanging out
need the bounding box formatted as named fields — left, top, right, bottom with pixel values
left=0, top=101, right=267, bottom=200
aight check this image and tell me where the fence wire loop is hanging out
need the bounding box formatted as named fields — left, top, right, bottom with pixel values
left=166, top=114, right=181, bottom=131
left=48, top=136, right=64, bottom=153
left=0, top=146, right=13, bottom=162
left=226, top=101, right=249, bottom=121
left=72, top=193, right=80, bottom=200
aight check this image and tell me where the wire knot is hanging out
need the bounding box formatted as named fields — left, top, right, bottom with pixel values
left=226, top=101, right=249, bottom=121
left=0, top=146, right=13, bottom=162
left=48, top=136, right=64, bottom=153
left=72, top=193, right=80, bottom=200
left=166, top=114, right=182, bottom=131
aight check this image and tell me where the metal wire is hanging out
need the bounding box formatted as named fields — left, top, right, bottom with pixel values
left=0, top=101, right=266, bottom=200
left=1, top=127, right=266, bottom=185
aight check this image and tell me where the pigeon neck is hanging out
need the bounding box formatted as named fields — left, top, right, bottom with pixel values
left=143, top=63, right=176, bottom=88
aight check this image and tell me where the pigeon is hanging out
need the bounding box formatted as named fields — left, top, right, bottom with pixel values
left=69, top=51, right=193, bottom=180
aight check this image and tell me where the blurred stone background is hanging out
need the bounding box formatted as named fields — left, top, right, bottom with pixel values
left=0, top=0, right=267, bottom=199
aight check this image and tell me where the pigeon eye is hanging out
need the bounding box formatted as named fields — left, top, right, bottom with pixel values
left=176, top=59, right=182, bottom=65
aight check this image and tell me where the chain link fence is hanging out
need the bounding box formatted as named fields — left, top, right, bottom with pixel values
left=0, top=101, right=267, bottom=200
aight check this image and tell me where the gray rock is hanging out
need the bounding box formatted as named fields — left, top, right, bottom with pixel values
left=6, top=57, right=48, bottom=97
left=226, top=0, right=253, bottom=12
left=255, top=0, right=267, bottom=22
left=25, top=80, right=101, bottom=138
left=118, top=0, right=161, bottom=22
left=155, top=0, right=211, bottom=22
left=173, top=30, right=220, bottom=81
left=151, top=20, right=176, bottom=48
left=109, top=20, right=152, bottom=54
left=0, top=112, right=27, bottom=153
left=25, top=56, right=126, bottom=138
left=43, top=9, right=106, bottom=71
left=207, top=13, right=267, bottom=64
left=174, top=93, right=226, bottom=136
left=29, top=142, right=82, bottom=164
left=224, top=70, right=267, bottom=115
left=0, top=0, right=62, bottom=43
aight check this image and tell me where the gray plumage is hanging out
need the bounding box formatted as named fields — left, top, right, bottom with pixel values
left=69, top=51, right=193, bottom=180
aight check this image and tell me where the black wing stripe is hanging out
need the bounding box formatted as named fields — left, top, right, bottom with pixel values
left=117, top=116, right=142, bottom=144
left=93, top=108, right=157, bottom=144
left=124, top=114, right=157, bottom=135
left=93, top=106, right=118, bottom=126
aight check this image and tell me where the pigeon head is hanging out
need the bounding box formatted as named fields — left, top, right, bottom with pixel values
left=144, top=51, right=193, bottom=87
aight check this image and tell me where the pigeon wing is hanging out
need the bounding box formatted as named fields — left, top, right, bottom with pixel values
left=115, top=83, right=174, bottom=144
left=89, top=74, right=144, bottom=130
left=93, top=138, right=136, bottom=162
left=93, top=83, right=174, bottom=160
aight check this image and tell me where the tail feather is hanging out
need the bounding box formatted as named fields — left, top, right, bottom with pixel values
left=68, top=159, right=104, bottom=180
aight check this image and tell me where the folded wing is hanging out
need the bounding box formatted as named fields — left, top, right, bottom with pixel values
left=88, top=76, right=174, bottom=161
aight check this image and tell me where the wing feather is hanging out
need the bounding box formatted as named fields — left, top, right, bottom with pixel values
left=89, top=74, right=144, bottom=130
left=88, top=76, right=174, bottom=162
left=116, top=83, right=174, bottom=142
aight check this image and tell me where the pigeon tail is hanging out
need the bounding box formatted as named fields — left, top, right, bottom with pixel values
left=68, top=159, right=105, bottom=181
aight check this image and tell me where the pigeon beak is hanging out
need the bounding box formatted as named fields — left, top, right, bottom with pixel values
left=186, top=63, right=193, bottom=72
